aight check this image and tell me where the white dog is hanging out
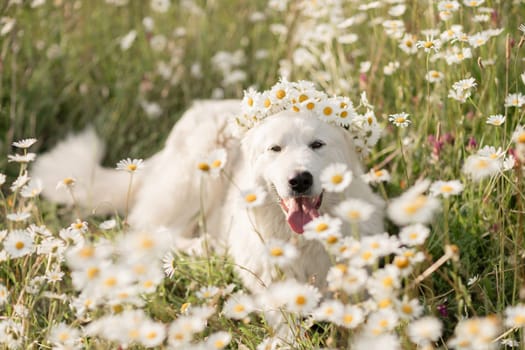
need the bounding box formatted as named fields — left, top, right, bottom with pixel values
left=34, top=92, right=384, bottom=292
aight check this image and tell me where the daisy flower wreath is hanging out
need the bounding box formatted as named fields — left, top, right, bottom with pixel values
left=233, top=79, right=382, bottom=157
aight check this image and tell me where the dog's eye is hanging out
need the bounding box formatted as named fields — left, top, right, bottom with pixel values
left=309, top=140, right=325, bottom=150
left=269, top=145, right=282, bottom=152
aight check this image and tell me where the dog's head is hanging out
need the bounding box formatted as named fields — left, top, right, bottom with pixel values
left=241, top=110, right=363, bottom=234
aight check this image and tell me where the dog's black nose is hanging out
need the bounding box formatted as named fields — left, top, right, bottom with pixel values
left=289, top=171, right=313, bottom=194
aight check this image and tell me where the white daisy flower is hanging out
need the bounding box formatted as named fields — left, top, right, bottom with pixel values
left=271, top=280, right=321, bottom=315
left=486, top=114, right=505, bottom=126
left=264, top=239, right=298, bottom=267
left=0, top=284, right=9, bottom=306
left=505, top=92, right=525, bottom=107
left=387, top=180, right=440, bottom=226
left=240, top=186, right=267, bottom=208
left=7, top=153, right=36, bottom=163
left=303, top=214, right=342, bottom=240
left=398, top=33, right=418, bottom=54
left=197, top=148, right=227, bottom=177
left=6, top=211, right=31, bottom=222
left=56, top=176, right=76, bottom=190
left=429, top=180, right=464, bottom=198
left=313, top=299, right=345, bottom=323
left=416, top=36, right=442, bottom=52
left=388, top=112, right=411, bottom=128
left=162, top=251, right=176, bottom=278
left=462, top=154, right=501, bottom=181
left=119, top=30, right=137, bottom=51
left=48, top=322, right=81, bottom=349
left=206, top=331, right=232, bottom=349
left=338, top=305, right=365, bottom=329
left=334, top=198, right=375, bottom=224
left=20, top=178, right=43, bottom=198
left=12, top=138, right=37, bottom=149
left=396, top=296, right=424, bottom=320
left=4, top=230, right=34, bottom=258
left=463, top=0, right=485, bottom=7
left=223, top=292, right=256, bottom=320
left=452, top=77, right=477, bottom=91
left=399, top=224, right=431, bottom=246
left=362, top=168, right=391, bottom=184
left=407, top=316, right=443, bottom=345
left=196, top=285, right=221, bottom=300
left=320, top=163, right=353, bottom=192
left=425, top=70, right=445, bottom=83
left=116, top=158, right=144, bottom=173
left=505, top=304, right=525, bottom=328
left=365, top=309, right=399, bottom=335
left=139, top=320, right=166, bottom=348
left=0, top=173, right=5, bottom=186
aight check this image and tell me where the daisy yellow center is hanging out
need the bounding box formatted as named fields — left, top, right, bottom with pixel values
left=362, top=251, right=373, bottom=261
left=514, top=315, right=525, bottom=325
left=306, top=102, right=315, bottom=110
left=270, top=247, right=284, bottom=257
left=382, top=276, right=394, bottom=287
left=440, top=185, right=454, bottom=193
left=370, top=242, right=380, bottom=249
left=431, top=71, right=441, bottom=78
left=74, top=222, right=84, bottom=230
left=295, top=295, right=306, bottom=306
left=445, top=3, right=454, bottom=9
left=403, top=195, right=427, bottom=215
left=58, top=332, right=69, bottom=342
left=340, top=111, right=348, bottom=118
left=374, top=170, right=383, bottom=177
left=15, top=241, right=25, bottom=250
left=457, top=53, right=464, bottom=59
left=517, top=133, right=525, bottom=144
left=404, top=250, right=415, bottom=258
left=147, top=331, right=158, bottom=340
left=492, top=120, right=502, bottom=125
left=198, top=163, right=210, bottom=171
left=489, top=153, right=498, bottom=159
left=476, top=159, right=489, bottom=169
left=467, top=322, right=479, bottom=334
left=405, top=40, right=413, bottom=47
left=347, top=210, right=361, bottom=220
left=299, top=94, right=308, bottom=102
left=326, top=235, right=338, bottom=244
left=276, top=89, right=286, bottom=99
left=247, top=97, right=254, bottom=106
left=118, top=292, right=129, bottom=298
left=264, top=98, right=271, bottom=108
left=367, top=116, right=373, bottom=125
left=129, top=329, right=139, bottom=339
left=127, top=164, right=137, bottom=171
left=379, top=319, right=389, bottom=328
left=423, top=41, right=434, bottom=49
left=104, top=277, right=117, bottom=287
left=292, top=105, right=300, bottom=112
left=409, top=232, right=419, bottom=240
left=513, top=99, right=519, bottom=105
left=245, top=193, right=257, bottom=203
left=394, top=256, right=410, bottom=269
left=180, top=303, right=190, bottom=313
left=343, top=314, right=353, bottom=324
left=395, top=117, right=406, bottom=124
left=87, top=267, right=99, bottom=279
left=469, top=0, right=478, bottom=5
left=315, top=222, right=328, bottom=232
left=143, top=280, right=154, bottom=288
left=214, top=340, right=225, bottom=348
left=234, top=304, right=245, bottom=313
left=336, top=264, right=348, bottom=273
left=211, top=160, right=222, bottom=168
left=63, top=177, right=75, bottom=185
left=325, top=307, right=334, bottom=315
left=79, top=246, right=94, bottom=258
left=401, top=304, right=413, bottom=314
left=323, top=107, right=333, bottom=116
left=331, top=174, right=343, bottom=184
left=378, top=298, right=391, bottom=308
left=175, top=333, right=184, bottom=340
left=140, top=237, right=154, bottom=249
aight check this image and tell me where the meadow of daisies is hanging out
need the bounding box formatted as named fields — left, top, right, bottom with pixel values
left=1, top=0, right=525, bottom=349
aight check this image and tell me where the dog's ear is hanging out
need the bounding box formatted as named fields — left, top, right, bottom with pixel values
left=342, top=130, right=365, bottom=176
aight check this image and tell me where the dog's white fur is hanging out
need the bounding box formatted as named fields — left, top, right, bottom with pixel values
left=34, top=100, right=384, bottom=292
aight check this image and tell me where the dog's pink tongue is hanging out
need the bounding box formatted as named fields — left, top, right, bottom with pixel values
left=285, top=197, right=320, bottom=234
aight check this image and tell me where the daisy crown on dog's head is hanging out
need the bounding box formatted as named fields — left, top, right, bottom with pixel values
left=233, top=79, right=382, bottom=156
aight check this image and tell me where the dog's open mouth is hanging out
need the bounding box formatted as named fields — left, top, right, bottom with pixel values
left=280, top=194, right=323, bottom=234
